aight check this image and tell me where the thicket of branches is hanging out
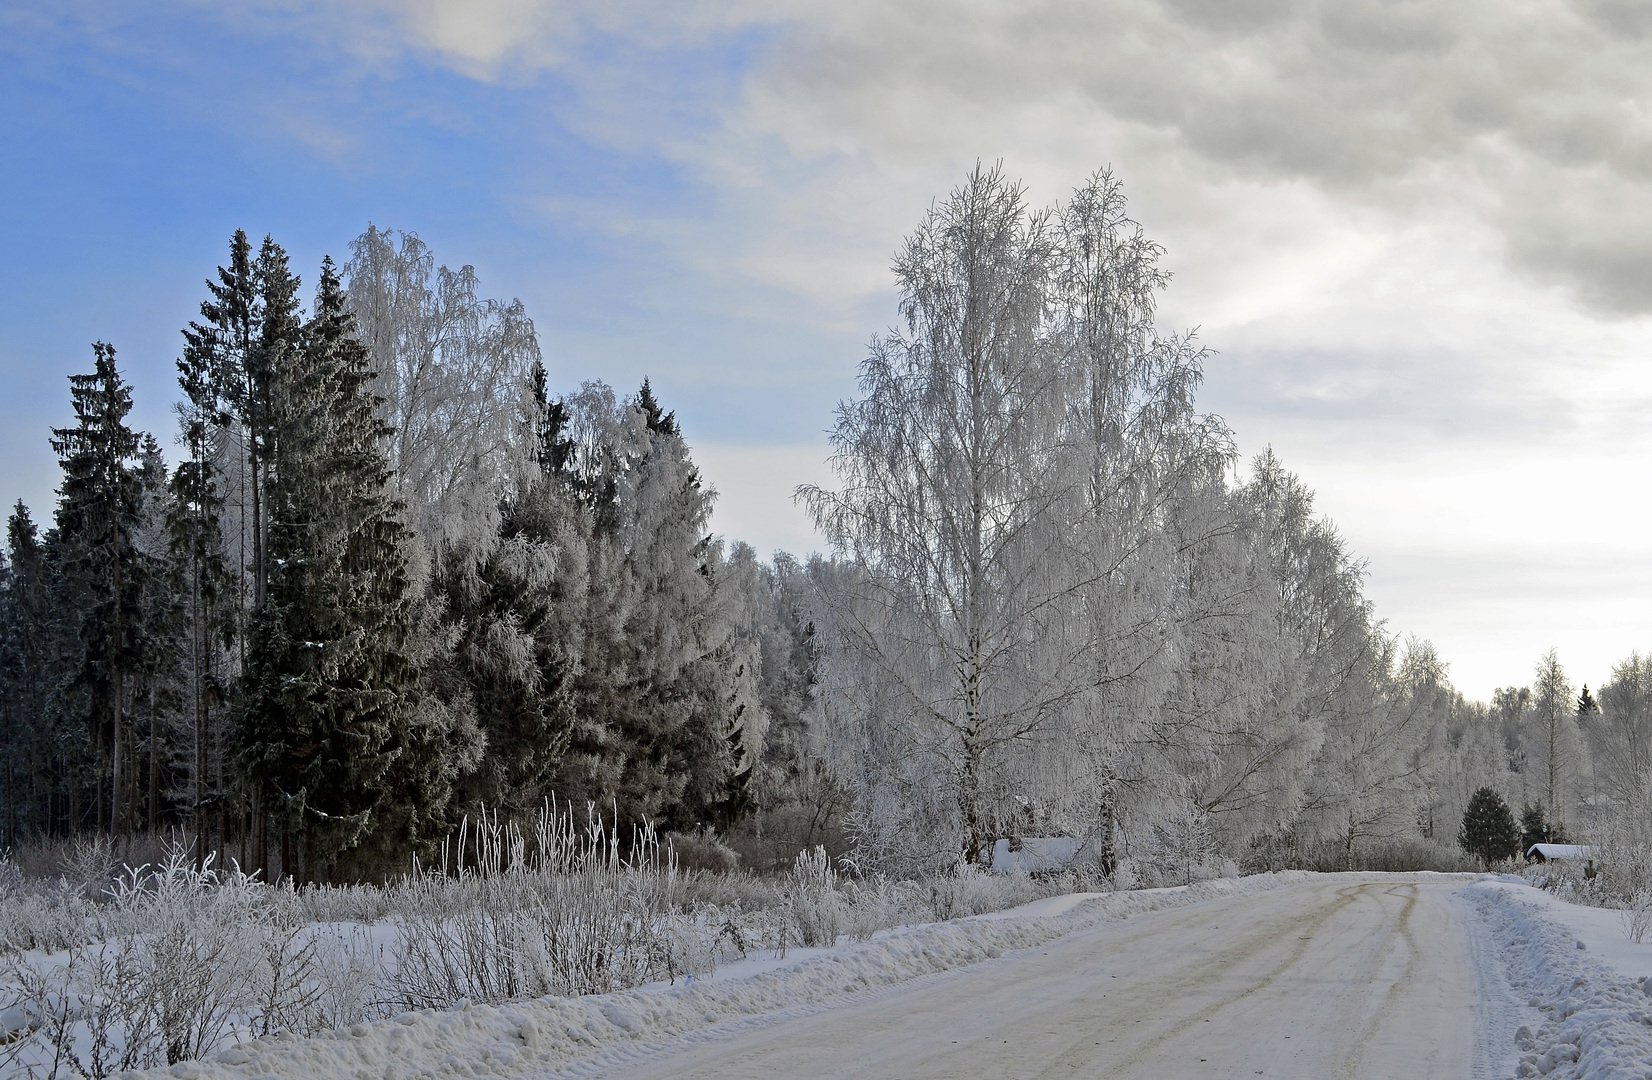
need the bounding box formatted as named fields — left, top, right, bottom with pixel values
left=0, top=171, right=1644, bottom=886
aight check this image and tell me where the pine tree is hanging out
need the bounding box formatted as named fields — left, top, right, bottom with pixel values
left=1459, top=786, right=1519, bottom=869
left=49, top=343, right=147, bottom=833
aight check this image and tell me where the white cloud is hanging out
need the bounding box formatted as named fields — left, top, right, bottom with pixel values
left=210, top=0, right=1652, bottom=697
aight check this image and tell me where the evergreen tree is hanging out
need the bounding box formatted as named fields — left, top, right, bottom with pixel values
left=48, top=343, right=147, bottom=833
left=130, top=435, right=181, bottom=831
left=1519, top=802, right=1551, bottom=853
left=0, top=504, right=59, bottom=835
left=1458, top=786, right=1519, bottom=868
left=0, top=544, right=16, bottom=840
left=171, top=318, right=238, bottom=862
left=239, top=259, right=422, bottom=880
left=546, top=381, right=740, bottom=829
left=181, top=231, right=258, bottom=658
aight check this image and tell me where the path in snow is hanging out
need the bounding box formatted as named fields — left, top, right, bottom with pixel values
left=562, top=875, right=1481, bottom=1079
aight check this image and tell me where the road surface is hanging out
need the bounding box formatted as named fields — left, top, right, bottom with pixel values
left=573, top=874, right=1481, bottom=1079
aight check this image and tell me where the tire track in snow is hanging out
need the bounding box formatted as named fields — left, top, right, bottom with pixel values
left=1336, top=883, right=1419, bottom=1078
left=1031, top=881, right=1371, bottom=1078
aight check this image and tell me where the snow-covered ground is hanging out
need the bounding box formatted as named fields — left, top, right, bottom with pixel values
left=1464, top=877, right=1652, bottom=1078
left=113, top=872, right=1652, bottom=1079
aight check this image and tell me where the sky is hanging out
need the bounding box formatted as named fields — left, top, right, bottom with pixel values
left=1, top=0, right=1647, bottom=704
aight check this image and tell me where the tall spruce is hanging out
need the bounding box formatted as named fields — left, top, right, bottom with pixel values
left=131, top=435, right=181, bottom=831
left=48, top=343, right=147, bottom=833
left=239, top=259, right=420, bottom=881
left=171, top=310, right=238, bottom=861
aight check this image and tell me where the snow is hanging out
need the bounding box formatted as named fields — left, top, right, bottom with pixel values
left=986, top=836, right=1094, bottom=874
left=1465, top=878, right=1652, bottom=1079
left=1527, top=844, right=1600, bottom=862
left=104, top=872, right=1652, bottom=1079
left=117, top=871, right=1312, bottom=1079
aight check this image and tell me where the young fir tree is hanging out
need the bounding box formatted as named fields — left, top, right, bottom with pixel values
left=1459, top=786, right=1520, bottom=869
left=48, top=343, right=147, bottom=833
left=1519, top=802, right=1551, bottom=853
left=239, top=259, right=422, bottom=881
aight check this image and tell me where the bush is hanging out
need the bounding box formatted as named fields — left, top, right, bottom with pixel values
left=664, top=829, right=740, bottom=874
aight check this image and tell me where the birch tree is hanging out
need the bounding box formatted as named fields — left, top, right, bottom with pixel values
left=804, top=165, right=1229, bottom=870
left=342, top=226, right=541, bottom=573
left=1529, top=648, right=1587, bottom=834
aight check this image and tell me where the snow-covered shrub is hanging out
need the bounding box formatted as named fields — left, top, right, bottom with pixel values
left=1623, top=891, right=1652, bottom=944
left=387, top=800, right=687, bottom=1008
left=102, top=844, right=267, bottom=1065
left=664, top=829, right=740, bottom=873
left=297, top=881, right=393, bottom=924
left=0, top=886, right=96, bottom=955
left=781, top=846, right=842, bottom=948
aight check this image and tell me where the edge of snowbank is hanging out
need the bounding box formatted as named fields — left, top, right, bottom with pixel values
left=1465, top=878, right=1652, bottom=1079
left=132, top=870, right=1315, bottom=1080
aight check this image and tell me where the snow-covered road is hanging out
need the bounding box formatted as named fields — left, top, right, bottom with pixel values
left=568, top=875, right=1484, bottom=1079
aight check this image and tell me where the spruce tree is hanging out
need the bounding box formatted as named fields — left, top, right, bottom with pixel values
left=182, top=231, right=258, bottom=657
left=1, top=505, right=58, bottom=835
left=1459, top=786, right=1520, bottom=868
left=239, top=259, right=421, bottom=880
left=556, top=381, right=737, bottom=828
left=1519, top=802, right=1551, bottom=853
left=171, top=319, right=238, bottom=861
left=48, top=343, right=147, bottom=833
left=131, top=435, right=181, bottom=830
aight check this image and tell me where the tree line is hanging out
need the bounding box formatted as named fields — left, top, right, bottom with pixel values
left=1, top=170, right=1646, bottom=882
left=0, top=228, right=814, bottom=881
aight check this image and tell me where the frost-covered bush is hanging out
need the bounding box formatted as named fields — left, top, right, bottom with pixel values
left=1623, top=891, right=1652, bottom=944
left=664, top=829, right=740, bottom=873
left=781, top=846, right=842, bottom=948
left=385, top=800, right=691, bottom=1008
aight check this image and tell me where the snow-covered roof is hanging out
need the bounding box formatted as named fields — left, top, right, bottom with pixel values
left=989, top=836, right=1088, bottom=874
left=1526, top=843, right=1596, bottom=860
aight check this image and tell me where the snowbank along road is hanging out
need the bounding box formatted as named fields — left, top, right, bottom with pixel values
left=571, top=873, right=1480, bottom=1079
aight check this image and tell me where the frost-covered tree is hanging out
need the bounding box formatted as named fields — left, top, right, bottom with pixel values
left=1153, top=466, right=1320, bottom=854
left=550, top=381, right=751, bottom=828
left=802, top=165, right=1075, bottom=870
left=238, top=260, right=427, bottom=881
left=804, top=165, right=1231, bottom=872
left=342, top=226, right=541, bottom=573
left=1529, top=649, right=1586, bottom=833
left=1591, top=652, right=1652, bottom=846
left=436, top=369, right=585, bottom=818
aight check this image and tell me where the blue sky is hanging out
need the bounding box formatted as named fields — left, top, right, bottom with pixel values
left=3, top=1, right=1649, bottom=702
